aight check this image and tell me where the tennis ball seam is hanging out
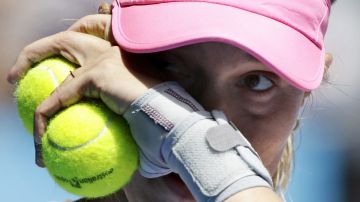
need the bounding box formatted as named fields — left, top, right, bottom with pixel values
left=47, top=115, right=114, bottom=151
left=38, top=65, right=60, bottom=87
left=17, top=57, right=139, bottom=198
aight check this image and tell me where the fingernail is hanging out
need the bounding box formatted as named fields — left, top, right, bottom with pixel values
left=6, top=74, right=15, bottom=84
left=36, top=156, right=45, bottom=168
left=34, top=141, right=45, bottom=168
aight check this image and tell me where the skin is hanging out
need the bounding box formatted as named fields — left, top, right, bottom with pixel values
left=115, top=40, right=302, bottom=202
left=7, top=6, right=333, bottom=201
left=146, top=42, right=305, bottom=174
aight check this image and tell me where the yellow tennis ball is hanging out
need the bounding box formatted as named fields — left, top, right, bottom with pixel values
left=15, top=56, right=139, bottom=198
left=15, top=56, right=76, bottom=134
left=42, top=100, right=139, bottom=198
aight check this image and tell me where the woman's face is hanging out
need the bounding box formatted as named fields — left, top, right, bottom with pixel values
left=122, top=42, right=305, bottom=201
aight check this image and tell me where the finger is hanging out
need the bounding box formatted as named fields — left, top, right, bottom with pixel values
left=67, top=14, right=116, bottom=44
left=33, top=69, right=93, bottom=167
left=60, top=65, right=86, bottom=90
left=7, top=31, right=110, bottom=84
left=33, top=66, right=99, bottom=142
left=98, top=2, right=112, bottom=14
left=34, top=139, right=45, bottom=167
left=59, top=67, right=102, bottom=99
left=34, top=68, right=90, bottom=141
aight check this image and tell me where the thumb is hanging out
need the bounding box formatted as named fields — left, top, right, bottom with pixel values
left=67, top=14, right=116, bottom=45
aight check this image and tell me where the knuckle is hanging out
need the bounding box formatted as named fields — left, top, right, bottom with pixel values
left=55, top=31, right=79, bottom=52
left=76, top=16, right=92, bottom=31
left=71, top=14, right=104, bottom=33
left=55, top=85, right=65, bottom=97
left=34, top=105, right=45, bottom=118
left=21, top=45, right=35, bottom=59
left=79, top=14, right=93, bottom=22
left=57, top=31, right=77, bottom=44
left=51, top=87, right=65, bottom=107
left=83, top=15, right=98, bottom=24
left=19, top=45, right=38, bottom=65
left=57, top=31, right=71, bottom=40
left=22, top=45, right=32, bottom=55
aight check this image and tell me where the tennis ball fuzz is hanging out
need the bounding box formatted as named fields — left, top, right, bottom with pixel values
left=14, top=56, right=139, bottom=198
left=15, top=56, right=76, bottom=134
left=42, top=101, right=138, bottom=198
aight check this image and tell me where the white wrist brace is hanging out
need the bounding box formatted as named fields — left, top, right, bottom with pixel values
left=123, top=81, right=273, bottom=202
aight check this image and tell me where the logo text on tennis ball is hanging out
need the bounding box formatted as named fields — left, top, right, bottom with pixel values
left=42, top=101, right=139, bottom=198
left=54, top=168, right=114, bottom=188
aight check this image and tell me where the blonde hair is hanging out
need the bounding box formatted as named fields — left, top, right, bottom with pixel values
left=272, top=124, right=296, bottom=192
left=272, top=54, right=332, bottom=193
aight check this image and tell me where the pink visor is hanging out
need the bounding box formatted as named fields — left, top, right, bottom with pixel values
left=112, top=0, right=331, bottom=91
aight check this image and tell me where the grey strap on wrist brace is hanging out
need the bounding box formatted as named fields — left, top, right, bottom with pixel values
left=123, top=81, right=207, bottom=177
left=123, top=81, right=273, bottom=202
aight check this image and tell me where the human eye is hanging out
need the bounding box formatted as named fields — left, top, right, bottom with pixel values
left=237, top=72, right=275, bottom=92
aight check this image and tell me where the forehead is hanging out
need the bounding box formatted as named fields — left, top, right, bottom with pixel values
left=165, top=42, right=259, bottom=62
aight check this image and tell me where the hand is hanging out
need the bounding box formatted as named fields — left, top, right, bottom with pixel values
left=122, top=83, right=274, bottom=201
left=7, top=13, right=161, bottom=168
left=7, top=13, right=114, bottom=84
left=34, top=46, right=160, bottom=167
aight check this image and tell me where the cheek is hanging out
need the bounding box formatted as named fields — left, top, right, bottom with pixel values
left=235, top=105, right=299, bottom=141
left=183, top=69, right=304, bottom=144
left=195, top=82, right=304, bottom=142
left=227, top=92, right=304, bottom=143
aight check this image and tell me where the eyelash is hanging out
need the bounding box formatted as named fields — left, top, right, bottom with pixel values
left=237, top=71, right=277, bottom=96
left=152, top=57, right=277, bottom=97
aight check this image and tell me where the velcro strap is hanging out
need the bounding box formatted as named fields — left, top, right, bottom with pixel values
left=164, top=110, right=273, bottom=198
left=206, top=124, right=249, bottom=152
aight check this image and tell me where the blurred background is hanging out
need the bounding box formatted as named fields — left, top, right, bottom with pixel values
left=0, top=1, right=359, bottom=202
